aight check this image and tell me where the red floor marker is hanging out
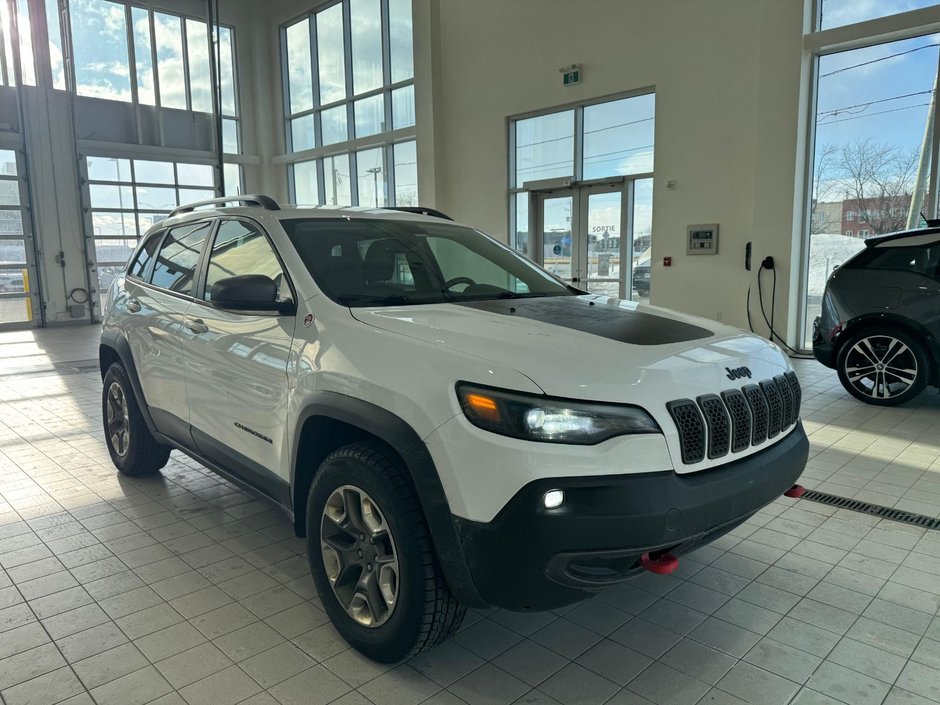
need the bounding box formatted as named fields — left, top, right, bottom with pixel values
left=784, top=484, right=806, bottom=498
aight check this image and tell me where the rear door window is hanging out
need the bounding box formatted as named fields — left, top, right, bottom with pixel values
left=128, top=231, right=163, bottom=280
left=150, top=221, right=213, bottom=295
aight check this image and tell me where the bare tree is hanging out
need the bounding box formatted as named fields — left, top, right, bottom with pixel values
left=833, top=138, right=917, bottom=235
left=811, top=143, right=840, bottom=235
left=395, top=189, right=418, bottom=207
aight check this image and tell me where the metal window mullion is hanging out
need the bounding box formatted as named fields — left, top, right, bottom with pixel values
left=343, top=0, right=353, bottom=98
left=386, top=143, right=395, bottom=205
left=349, top=149, right=359, bottom=205
left=0, top=7, right=8, bottom=85
left=316, top=156, right=325, bottom=204
left=125, top=3, right=139, bottom=104
left=180, top=15, right=192, bottom=112
left=206, top=0, right=223, bottom=195
left=30, top=0, right=53, bottom=89
left=147, top=9, right=166, bottom=146
left=797, top=50, right=822, bottom=352
left=280, top=26, right=294, bottom=154
left=124, top=2, right=145, bottom=145
left=573, top=106, right=584, bottom=182
left=381, top=0, right=391, bottom=133
left=928, top=47, right=940, bottom=219
left=287, top=160, right=296, bottom=203
left=310, top=9, right=321, bottom=113
left=622, top=179, right=634, bottom=300
left=226, top=23, right=240, bottom=119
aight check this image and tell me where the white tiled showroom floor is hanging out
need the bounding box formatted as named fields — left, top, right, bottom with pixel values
left=1, top=327, right=940, bottom=705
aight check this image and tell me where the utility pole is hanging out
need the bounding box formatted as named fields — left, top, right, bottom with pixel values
left=367, top=167, right=381, bottom=207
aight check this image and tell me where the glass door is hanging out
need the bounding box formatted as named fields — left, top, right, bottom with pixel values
left=580, top=184, right=624, bottom=297
left=0, top=148, right=38, bottom=329
left=532, top=181, right=635, bottom=298
left=535, top=194, right=575, bottom=284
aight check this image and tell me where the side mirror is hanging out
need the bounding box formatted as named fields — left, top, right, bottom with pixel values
left=211, top=274, right=282, bottom=312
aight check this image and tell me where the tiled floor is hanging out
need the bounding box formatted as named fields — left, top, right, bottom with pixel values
left=1, top=326, right=940, bottom=705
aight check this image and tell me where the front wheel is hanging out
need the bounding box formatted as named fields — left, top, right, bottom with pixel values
left=306, top=441, right=465, bottom=662
left=836, top=328, right=928, bottom=406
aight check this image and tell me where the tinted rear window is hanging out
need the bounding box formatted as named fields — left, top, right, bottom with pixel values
left=150, top=221, right=213, bottom=294
left=128, top=231, right=163, bottom=280
left=846, top=244, right=938, bottom=277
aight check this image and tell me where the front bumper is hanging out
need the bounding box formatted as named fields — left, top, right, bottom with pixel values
left=453, top=423, right=808, bottom=610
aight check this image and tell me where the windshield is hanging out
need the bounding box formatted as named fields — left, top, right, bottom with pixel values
left=281, top=217, right=574, bottom=306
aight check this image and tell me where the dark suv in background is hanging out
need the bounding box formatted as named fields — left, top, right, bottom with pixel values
left=813, top=227, right=940, bottom=405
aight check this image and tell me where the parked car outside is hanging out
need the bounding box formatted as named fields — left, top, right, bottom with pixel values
left=813, top=227, right=940, bottom=405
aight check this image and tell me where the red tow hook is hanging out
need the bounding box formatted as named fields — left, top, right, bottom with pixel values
left=641, top=552, right=678, bottom=575
left=784, top=484, right=806, bottom=498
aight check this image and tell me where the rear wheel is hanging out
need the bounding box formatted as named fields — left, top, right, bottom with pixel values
left=102, top=363, right=170, bottom=475
left=306, top=441, right=465, bottom=662
left=836, top=328, right=928, bottom=406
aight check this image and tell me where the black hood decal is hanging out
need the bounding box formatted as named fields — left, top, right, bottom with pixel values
left=456, top=297, right=713, bottom=345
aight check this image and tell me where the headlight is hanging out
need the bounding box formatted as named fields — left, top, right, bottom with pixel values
left=456, top=383, right=660, bottom=444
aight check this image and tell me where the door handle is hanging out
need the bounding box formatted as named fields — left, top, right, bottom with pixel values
left=126, top=298, right=141, bottom=313
left=183, top=317, right=209, bottom=334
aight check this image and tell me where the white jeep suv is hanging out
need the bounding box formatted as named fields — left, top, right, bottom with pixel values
left=99, top=195, right=809, bottom=662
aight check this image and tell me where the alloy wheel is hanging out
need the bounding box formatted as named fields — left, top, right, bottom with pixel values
left=106, top=382, right=130, bottom=457
left=843, top=335, right=919, bottom=401
left=320, top=485, right=400, bottom=627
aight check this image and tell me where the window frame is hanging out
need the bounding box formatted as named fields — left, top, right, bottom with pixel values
left=506, top=88, right=656, bottom=256
left=798, top=3, right=940, bottom=350
left=279, top=0, right=416, bottom=207
left=191, top=216, right=297, bottom=314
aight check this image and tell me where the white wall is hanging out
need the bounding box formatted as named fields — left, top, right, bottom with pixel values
left=417, top=0, right=809, bottom=339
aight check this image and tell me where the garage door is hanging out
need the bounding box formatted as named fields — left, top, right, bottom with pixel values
left=0, top=148, right=38, bottom=329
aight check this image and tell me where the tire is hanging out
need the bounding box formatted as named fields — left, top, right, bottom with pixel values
left=836, top=327, right=929, bottom=406
left=306, top=441, right=466, bottom=662
left=102, top=363, right=170, bottom=475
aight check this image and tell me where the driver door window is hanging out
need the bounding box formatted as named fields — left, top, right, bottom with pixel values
left=202, top=220, right=287, bottom=302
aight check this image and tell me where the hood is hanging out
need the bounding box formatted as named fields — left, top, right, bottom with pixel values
left=350, top=294, right=791, bottom=405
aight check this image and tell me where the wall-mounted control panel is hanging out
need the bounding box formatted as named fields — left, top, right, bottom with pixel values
left=687, top=224, right=719, bottom=255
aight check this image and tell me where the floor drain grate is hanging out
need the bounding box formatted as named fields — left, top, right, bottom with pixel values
left=800, top=489, right=940, bottom=531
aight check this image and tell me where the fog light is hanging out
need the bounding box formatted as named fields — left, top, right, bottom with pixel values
left=543, top=490, right=565, bottom=509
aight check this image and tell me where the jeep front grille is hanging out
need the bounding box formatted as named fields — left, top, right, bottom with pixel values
left=666, top=400, right=706, bottom=465
left=668, top=371, right=801, bottom=465
left=698, top=395, right=731, bottom=459
left=720, top=389, right=751, bottom=453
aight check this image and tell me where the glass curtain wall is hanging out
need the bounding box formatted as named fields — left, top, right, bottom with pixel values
left=282, top=0, right=416, bottom=206
left=801, top=1, right=940, bottom=347
left=86, top=156, right=215, bottom=311
left=509, top=93, right=655, bottom=301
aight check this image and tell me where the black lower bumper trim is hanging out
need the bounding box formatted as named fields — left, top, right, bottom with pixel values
left=453, top=424, right=809, bottom=610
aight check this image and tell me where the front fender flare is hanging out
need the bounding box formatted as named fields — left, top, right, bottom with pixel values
left=291, top=392, right=485, bottom=607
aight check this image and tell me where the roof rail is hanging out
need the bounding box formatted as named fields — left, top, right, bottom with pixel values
left=168, top=194, right=280, bottom=218
left=386, top=206, right=453, bottom=221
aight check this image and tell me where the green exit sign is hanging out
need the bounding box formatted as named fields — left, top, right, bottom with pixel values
left=562, top=69, right=581, bottom=86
